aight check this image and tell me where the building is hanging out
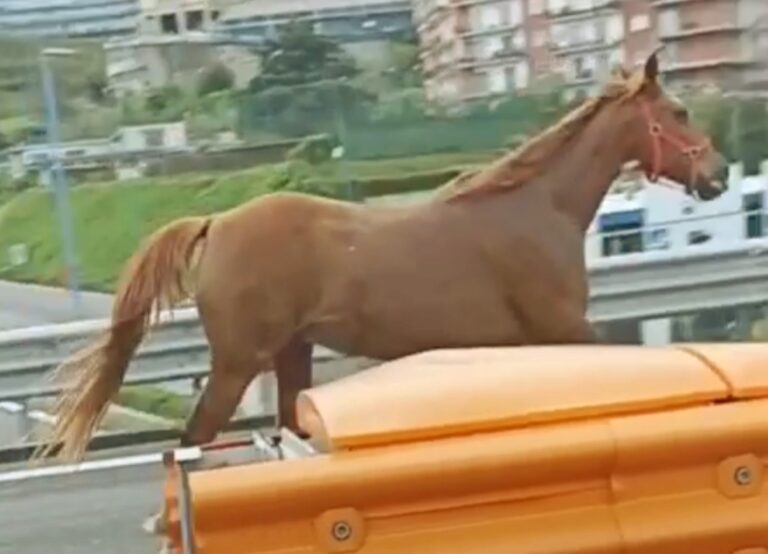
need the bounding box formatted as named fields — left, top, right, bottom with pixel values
left=215, top=0, right=414, bottom=70
left=0, top=0, right=139, bottom=39
left=654, top=0, right=768, bottom=92
left=414, top=0, right=652, bottom=102
left=415, top=0, right=768, bottom=103
left=4, top=121, right=190, bottom=182
left=136, top=0, right=225, bottom=35
left=105, top=0, right=261, bottom=96
left=415, top=0, right=657, bottom=103
left=216, top=0, right=413, bottom=44
left=584, top=160, right=768, bottom=263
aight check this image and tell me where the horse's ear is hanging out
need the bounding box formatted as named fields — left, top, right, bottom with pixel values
left=644, top=45, right=665, bottom=82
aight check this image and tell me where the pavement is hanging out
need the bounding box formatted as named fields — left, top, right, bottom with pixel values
left=0, top=280, right=112, bottom=331
left=0, top=445, right=169, bottom=554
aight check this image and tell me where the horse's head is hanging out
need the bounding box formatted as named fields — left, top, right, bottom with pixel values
left=621, top=50, right=729, bottom=201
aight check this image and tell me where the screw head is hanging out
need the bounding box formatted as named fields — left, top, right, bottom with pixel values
left=734, top=465, right=753, bottom=486
left=332, top=520, right=352, bottom=542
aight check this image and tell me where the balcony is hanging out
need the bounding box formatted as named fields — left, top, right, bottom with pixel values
left=459, top=21, right=524, bottom=38
left=552, top=37, right=614, bottom=55
left=652, top=0, right=695, bottom=6
left=660, top=22, right=744, bottom=40
left=547, top=0, right=619, bottom=21
left=661, top=56, right=758, bottom=74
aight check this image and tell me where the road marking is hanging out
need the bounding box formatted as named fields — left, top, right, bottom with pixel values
left=0, top=452, right=163, bottom=483
left=0, top=401, right=22, bottom=414
left=0, top=401, right=57, bottom=424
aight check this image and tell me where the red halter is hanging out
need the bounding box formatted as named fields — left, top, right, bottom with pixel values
left=639, top=100, right=712, bottom=194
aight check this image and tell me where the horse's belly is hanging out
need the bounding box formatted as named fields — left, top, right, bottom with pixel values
left=306, top=292, right=523, bottom=360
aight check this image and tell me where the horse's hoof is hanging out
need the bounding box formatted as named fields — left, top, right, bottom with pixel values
left=142, top=512, right=165, bottom=536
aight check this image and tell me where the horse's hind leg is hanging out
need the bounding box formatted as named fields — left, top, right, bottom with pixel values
left=275, top=338, right=313, bottom=433
left=179, top=362, right=255, bottom=447
left=143, top=354, right=256, bottom=543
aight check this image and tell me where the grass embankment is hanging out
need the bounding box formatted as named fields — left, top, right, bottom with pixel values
left=0, top=152, right=492, bottom=290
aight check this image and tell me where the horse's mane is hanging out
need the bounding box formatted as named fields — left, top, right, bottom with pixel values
left=436, top=71, right=646, bottom=202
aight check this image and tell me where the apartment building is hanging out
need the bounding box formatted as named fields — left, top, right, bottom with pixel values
left=415, top=0, right=531, bottom=102
left=416, top=0, right=768, bottom=102
left=0, top=0, right=139, bottom=39
left=415, top=0, right=657, bottom=103
left=655, top=0, right=768, bottom=92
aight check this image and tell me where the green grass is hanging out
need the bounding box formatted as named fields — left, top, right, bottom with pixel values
left=117, top=385, right=195, bottom=421
left=0, top=151, right=494, bottom=290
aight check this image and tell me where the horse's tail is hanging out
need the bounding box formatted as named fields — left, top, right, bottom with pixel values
left=33, top=216, right=212, bottom=462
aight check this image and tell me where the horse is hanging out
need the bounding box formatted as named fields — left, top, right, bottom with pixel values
left=33, top=51, right=727, bottom=466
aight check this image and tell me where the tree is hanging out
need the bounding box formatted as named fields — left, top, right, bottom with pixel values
left=197, top=62, right=235, bottom=97
left=386, top=42, right=422, bottom=89
left=248, top=21, right=359, bottom=93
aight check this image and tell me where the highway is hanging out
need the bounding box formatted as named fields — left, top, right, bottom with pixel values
left=0, top=280, right=111, bottom=330
left=0, top=446, right=167, bottom=554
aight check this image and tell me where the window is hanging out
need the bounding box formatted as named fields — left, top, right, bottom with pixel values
left=630, top=14, right=650, bottom=32
left=529, top=0, right=544, bottom=15
left=483, top=36, right=503, bottom=57
left=508, top=0, right=522, bottom=26
left=687, top=230, right=712, bottom=245
left=481, top=5, right=501, bottom=29
left=160, top=13, right=178, bottom=34
left=511, top=30, right=526, bottom=50
left=658, top=8, right=679, bottom=36
left=488, top=67, right=507, bottom=93
left=744, top=192, right=765, bottom=238
left=185, top=10, right=203, bottom=31
left=515, top=62, right=530, bottom=89
left=143, top=129, right=164, bottom=148
left=599, top=210, right=644, bottom=257
left=605, top=13, right=624, bottom=43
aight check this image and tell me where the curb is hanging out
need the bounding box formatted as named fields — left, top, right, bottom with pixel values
left=0, top=414, right=274, bottom=465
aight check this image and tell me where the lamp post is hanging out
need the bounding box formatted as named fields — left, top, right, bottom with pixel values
left=39, top=47, right=82, bottom=317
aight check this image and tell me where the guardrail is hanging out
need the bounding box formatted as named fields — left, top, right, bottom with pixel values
left=0, top=309, right=344, bottom=441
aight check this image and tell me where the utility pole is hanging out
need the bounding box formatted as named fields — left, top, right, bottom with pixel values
left=39, top=48, right=83, bottom=318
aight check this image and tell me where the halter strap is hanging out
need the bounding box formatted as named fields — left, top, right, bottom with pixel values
left=639, top=101, right=711, bottom=194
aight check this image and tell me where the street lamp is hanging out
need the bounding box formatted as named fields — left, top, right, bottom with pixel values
left=39, top=47, right=83, bottom=317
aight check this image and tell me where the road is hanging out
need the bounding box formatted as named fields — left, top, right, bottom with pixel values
left=0, top=446, right=169, bottom=554
left=0, top=280, right=111, bottom=330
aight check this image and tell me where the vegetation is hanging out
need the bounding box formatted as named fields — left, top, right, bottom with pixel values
left=117, top=385, right=194, bottom=421
left=0, top=151, right=493, bottom=290
left=0, top=36, right=110, bottom=142
left=248, top=21, right=360, bottom=93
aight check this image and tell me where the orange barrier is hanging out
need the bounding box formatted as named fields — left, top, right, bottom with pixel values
left=163, top=344, right=768, bottom=554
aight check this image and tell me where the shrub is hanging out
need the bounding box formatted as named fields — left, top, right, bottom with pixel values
left=285, top=134, right=337, bottom=165
left=197, top=63, right=235, bottom=97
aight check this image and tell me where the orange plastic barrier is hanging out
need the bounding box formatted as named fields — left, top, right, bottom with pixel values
left=163, top=344, right=768, bottom=554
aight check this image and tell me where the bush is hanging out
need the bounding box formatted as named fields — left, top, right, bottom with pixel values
left=197, top=63, right=235, bottom=97
left=285, top=134, right=337, bottom=165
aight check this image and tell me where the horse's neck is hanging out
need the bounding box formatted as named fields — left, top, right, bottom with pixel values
left=541, top=107, right=632, bottom=231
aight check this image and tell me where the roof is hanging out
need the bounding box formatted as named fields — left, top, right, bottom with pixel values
left=297, top=343, right=768, bottom=451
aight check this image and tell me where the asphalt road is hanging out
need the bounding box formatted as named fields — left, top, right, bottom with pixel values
left=0, top=280, right=112, bottom=331
left=0, top=448, right=169, bottom=554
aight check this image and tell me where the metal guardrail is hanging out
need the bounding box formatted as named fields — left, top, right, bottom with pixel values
left=0, top=308, right=343, bottom=440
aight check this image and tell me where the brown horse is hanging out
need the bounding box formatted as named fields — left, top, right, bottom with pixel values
left=35, top=52, right=727, bottom=467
